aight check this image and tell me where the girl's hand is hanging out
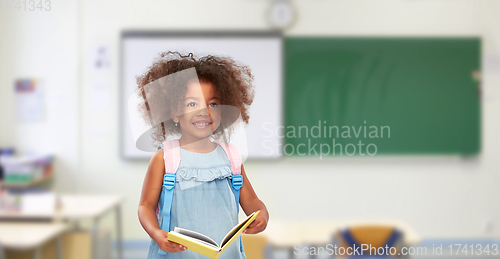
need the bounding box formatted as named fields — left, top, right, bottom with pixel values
left=243, top=213, right=267, bottom=234
left=152, top=229, right=187, bottom=253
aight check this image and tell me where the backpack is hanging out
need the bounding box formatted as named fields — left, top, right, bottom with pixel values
left=155, top=139, right=244, bottom=255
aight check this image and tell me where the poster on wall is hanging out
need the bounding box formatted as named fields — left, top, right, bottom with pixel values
left=15, top=79, right=44, bottom=122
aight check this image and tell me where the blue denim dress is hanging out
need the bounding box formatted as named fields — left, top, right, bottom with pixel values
left=147, top=144, right=246, bottom=259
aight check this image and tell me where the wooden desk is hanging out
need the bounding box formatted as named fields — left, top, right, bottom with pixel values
left=0, top=195, right=123, bottom=259
left=0, top=222, right=68, bottom=259
left=58, top=195, right=123, bottom=259
left=57, top=195, right=122, bottom=220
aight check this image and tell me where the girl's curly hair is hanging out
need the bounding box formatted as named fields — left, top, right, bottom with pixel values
left=135, top=51, right=255, bottom=148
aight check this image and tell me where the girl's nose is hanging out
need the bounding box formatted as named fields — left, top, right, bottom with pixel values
left=195, top=104, right=210, bottom=115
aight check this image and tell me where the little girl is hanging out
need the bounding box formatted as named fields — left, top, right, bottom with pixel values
left=137, top=51, right=269, bottom=258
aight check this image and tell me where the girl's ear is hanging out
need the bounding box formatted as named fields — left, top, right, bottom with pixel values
left=170, top=103, right=182, bottom=119
left=170, top=108, right=179, bottom=121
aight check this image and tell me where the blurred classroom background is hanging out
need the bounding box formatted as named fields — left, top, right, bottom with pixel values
left=1, top=0, right=500, bottom=258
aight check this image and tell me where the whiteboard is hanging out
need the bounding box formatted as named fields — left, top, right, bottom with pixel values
left=120, top=31, right=283, bottom=160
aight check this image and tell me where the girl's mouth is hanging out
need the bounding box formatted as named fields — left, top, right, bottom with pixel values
left=192, top=122, right=212, bottom=129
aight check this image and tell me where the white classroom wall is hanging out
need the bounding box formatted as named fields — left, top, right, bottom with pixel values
left=0, top=0, right=500, bottom=240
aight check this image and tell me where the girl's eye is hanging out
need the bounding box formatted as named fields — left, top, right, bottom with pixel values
left=187, top=102, right=217, bottom=107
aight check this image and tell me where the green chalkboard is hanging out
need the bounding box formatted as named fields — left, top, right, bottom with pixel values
left=284, top=37, right=480, bottom=156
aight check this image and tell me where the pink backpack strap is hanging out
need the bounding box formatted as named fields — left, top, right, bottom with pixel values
left=215, top=141, right=246, bottom=254
left=156, top=139, right=181, bottom=255
left=214, top=141, right=243, bottom=213
left=155, top=139, right=181, bottom=220
left=163, top=139, right=181, bottom=175
left=214, top=141, right=242, bottom=175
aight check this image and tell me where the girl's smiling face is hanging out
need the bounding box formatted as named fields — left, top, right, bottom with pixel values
left=174, top=79, right=221, bottom=142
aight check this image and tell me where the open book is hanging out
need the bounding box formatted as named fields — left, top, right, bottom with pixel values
left=167, top=210, right=260, bottom=259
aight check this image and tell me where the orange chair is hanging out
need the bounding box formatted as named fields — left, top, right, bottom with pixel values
left=332, top=225, right=406, bottom=258
left=242, top=234, right=271, bottom=259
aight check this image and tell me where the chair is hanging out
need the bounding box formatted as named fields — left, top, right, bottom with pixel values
left=242, top=234, right=271, bottom=259
left=332, top=225, right=407, bottom=258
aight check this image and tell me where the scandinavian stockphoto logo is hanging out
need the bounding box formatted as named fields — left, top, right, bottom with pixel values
left=262, top=120, right=390, bottom=159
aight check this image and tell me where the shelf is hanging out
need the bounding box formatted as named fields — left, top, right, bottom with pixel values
left=0, top=173, right=54, bottom=189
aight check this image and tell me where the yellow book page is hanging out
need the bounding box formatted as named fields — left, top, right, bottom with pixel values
left=219, top=210, right=260, bottom=253
left=167, top=232, right=220, bottom=259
